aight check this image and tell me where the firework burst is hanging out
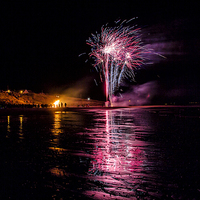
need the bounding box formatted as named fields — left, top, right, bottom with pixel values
left=87, top=18, right=152, bottom=105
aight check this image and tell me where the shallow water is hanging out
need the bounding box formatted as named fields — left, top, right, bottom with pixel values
left=0, top=107, right=200, bottom=199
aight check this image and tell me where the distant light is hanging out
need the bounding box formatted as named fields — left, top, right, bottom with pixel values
left=20, top=90, right=23, bottom=94
left=87, top=97, right=90, bottom=101
left=53, top=100, right=60, bottom=107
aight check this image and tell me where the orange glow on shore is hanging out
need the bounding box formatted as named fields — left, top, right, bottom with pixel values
left=53, top=100, right=60, bottom=108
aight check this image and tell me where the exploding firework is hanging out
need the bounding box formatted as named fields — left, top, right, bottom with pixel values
left=86, top=18, right=153, bottom=105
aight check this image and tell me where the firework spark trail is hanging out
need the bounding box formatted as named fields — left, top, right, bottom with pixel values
left=87, top=18, right=153, bottom=104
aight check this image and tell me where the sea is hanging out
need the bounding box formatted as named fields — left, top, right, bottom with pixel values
left=0, top=106, right=200, bottom=199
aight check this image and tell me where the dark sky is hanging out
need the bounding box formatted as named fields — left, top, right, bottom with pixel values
left=1, top=1, right=200, bottom=101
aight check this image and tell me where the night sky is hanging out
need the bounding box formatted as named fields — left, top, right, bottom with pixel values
left=1, top=1, right=200, bottom=102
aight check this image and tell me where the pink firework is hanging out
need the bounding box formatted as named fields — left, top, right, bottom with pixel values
left=87, top=18, right=151, bottom=104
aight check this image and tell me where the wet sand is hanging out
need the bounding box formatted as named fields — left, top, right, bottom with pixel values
left=1, top=106, right=200, bottom=199
left=0, top=104, right=199, bottom=116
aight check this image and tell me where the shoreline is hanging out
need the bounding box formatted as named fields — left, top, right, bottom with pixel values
left=0, top=105, right=200, bottom=116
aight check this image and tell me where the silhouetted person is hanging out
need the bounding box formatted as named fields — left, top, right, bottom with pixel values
left=65, top=103, right=67, bottom=107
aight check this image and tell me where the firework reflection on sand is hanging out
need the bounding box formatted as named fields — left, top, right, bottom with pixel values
left=82, top=109, right=155, bottom=199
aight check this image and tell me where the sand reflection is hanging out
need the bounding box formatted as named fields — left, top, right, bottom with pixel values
left=84, top=109, right=153, bottom=199
left=7, top=115, right=10, bottom=133
left=19, top=115, right=24, bottom=139
left=6, top=115, right=24, bottom=139
left=52, top=112, right=64, bottom=135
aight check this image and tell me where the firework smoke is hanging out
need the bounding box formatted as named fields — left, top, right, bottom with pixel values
left=86, top=18, right=153, bottom=105
left=112, top=81, right=158, bottom=107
